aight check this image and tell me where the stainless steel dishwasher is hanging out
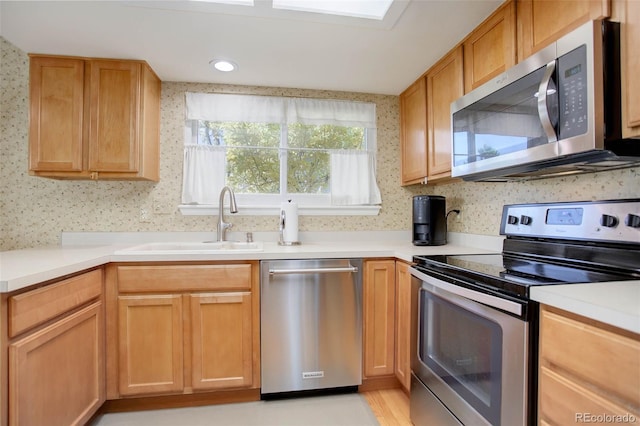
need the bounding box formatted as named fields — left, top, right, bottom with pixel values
left=260, top=258, right=363, bottom=397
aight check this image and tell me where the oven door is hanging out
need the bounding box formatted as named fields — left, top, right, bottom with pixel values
left=410, top=267, right=530, bottom=426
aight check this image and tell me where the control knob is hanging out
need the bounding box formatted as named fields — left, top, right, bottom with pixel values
left=520, top=215, right=533, bottom=226
left=625, top=213, right=640, bottom=228
left=600, top=214, right=619, bottom=228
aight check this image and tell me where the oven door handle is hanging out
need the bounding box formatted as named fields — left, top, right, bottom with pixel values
left=409, top=267, right=523, bottom=317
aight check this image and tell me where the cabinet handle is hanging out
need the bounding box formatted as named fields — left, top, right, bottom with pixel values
left=90, top=172, right=99, bottom=180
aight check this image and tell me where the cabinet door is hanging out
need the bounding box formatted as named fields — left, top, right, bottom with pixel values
left=29, top=56, right=85, bottom=173
left=189, top=292, right=253, bottom=390
left=9, top=302, right=104, bottom=426
left=400, top=78, right=428, bottom=185
left=118, top=294, right=183, bottom=396
left=427, top=46, right=464, bottom=180
left=463, top=0, right=516, bottom=92
left=394, top=261, right=412, bottom=392
left=618, top=0, right=640, bottom=137
left=88, top=60, right=141, bottom=174
left=517, top=0, right=610, bottom=60
left=363, top=260, right=396, bottom=377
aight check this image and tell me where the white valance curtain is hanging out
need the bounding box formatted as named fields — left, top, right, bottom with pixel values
left=182, top=92, right=381, bottom=206
left=185, top=92, right=377, bottom=128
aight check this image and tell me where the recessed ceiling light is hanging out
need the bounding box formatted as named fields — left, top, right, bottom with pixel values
left=210, top=59, right=238, bottom=72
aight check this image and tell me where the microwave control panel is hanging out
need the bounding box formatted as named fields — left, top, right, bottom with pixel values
left=557, top=44, right=588, bottom=140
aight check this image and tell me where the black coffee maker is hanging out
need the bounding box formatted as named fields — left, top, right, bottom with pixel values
left=412, top=195, right=446, bottom=246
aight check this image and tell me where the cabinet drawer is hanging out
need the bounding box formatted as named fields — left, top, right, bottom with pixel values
left=9, top=301, right=104, bottom=426
left=9, top=269, right=103, bottom=337
left=540, top=307, right=640, bottom=407
left=539, top=366, right=639, bottom=424
left=117, top=264, right=252, bottom=293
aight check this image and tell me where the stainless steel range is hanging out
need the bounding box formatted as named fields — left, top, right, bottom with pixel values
left=410, top=199, right=640, bottom=426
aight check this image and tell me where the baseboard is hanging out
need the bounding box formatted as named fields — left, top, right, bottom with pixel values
left=358, top=375, right=401, bottom=392
left=98, top=388, right=261, bottom=414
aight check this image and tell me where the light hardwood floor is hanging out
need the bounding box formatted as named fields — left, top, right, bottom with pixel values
left=363, top=388, right=413, bottom=425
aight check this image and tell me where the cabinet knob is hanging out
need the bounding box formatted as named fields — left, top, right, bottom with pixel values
left=90, top=172, right=98, bottom=180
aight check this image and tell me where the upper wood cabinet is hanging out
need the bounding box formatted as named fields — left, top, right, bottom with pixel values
left=29, top=55, right=161, bottom=181
left=426, top=46, right=464, bottom=182
left=400, top=78, right=428, bottom=185
left=613, top=0, right=640, bottom=138
left=463, top=0, right=516, bottom=93
left=399, top=46, right=463, bottom=186
left=517, top=0, right=611, bottom=61
left=399, top=1, right=515, bottom=186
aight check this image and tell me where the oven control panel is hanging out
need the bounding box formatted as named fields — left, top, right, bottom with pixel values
left=500, top=200, right=640, bottom=243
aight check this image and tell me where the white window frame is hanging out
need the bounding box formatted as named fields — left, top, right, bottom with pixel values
left=179, top=93, right=381, bottom=216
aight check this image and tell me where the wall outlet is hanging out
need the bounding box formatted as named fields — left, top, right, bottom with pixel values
left=455, top=210, right=463, bottom=223
left=139, top=207, right=151, bottom=223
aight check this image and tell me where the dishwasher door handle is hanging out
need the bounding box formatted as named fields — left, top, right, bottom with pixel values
left=269, top=266, right=359, bottom=275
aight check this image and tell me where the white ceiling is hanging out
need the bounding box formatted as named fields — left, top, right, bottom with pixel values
left=0, top=0, right=503, bottom=95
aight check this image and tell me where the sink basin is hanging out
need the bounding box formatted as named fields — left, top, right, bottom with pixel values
left=116, top=241, right=264, bottom=254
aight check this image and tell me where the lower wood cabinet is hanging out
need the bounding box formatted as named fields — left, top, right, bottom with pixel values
left=538, top=305, right=640, bottom=424
left=363, top=259, right=396, bottom=378
left=1, top=268, right=105, bottom=426
left=117, top=294, right=184, bottom=396
left=190, top=292, right=253, bottom=390
left=9, top=302, right=104, bottom=426
left=108, top=262, right=259, bottom=398
left=394, top=261, right=412, bottom=392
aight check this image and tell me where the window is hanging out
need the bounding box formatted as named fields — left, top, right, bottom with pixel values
left=181, top=93, right=381, bottom=214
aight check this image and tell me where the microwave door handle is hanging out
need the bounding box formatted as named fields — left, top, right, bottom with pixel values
left=537, top=60, right=558, bottom=143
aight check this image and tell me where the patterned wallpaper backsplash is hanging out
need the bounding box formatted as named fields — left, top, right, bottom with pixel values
left=1, top=37, right=638, bottom=250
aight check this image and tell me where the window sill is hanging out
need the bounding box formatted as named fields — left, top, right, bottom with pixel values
left=178, top=204, right=381, bottom=216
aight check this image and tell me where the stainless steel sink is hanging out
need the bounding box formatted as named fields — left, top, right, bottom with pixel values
left=115, top=241, right=264, bottom=254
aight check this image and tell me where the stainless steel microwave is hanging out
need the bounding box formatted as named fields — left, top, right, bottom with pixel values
left=451, top=20, right=640, bottom=182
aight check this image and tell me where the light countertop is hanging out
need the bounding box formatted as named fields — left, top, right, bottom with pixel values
left=1, top=231, right=637, bottom=335
left=0, top=231, right=502, bottom=293
left=530, top=281, right=640, bottom=334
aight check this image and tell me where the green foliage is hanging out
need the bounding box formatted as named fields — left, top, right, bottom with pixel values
left=199, top=120, right=365, bottom=194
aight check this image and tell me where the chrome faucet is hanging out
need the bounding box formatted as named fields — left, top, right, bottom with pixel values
left=216, top=186, right=238, bottom=241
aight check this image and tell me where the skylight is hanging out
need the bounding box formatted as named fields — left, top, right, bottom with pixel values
left=189, top=0, right=395, bottom=20
left=272, top=0, right=394, bottom=20
left=190, top=0, right=254, bottom=5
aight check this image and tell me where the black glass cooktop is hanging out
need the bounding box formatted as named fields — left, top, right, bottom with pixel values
left=413, top=253, right=639, bottom=299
